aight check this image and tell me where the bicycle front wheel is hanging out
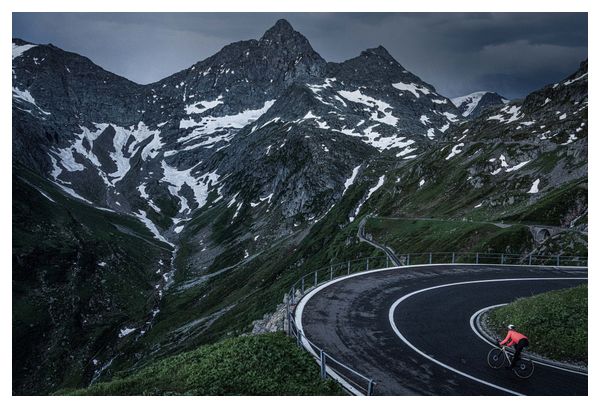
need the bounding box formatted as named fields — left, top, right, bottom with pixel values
left=513, top=358, right=535, bottom=378
left=487, top=348, right=505, bottom=369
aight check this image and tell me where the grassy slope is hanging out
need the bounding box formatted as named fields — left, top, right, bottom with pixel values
left=487, top=284, right=587, bottom=363
left=366, top=218, right=534, bottom=255
left=58, top=332, right=344, bottom=396
left=129, top=184, right=384, bottom=362
left=13, top=165, right=172, bottom=394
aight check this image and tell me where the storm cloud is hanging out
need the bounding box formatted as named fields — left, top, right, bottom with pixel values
left=12, top=13, right=587, bottom=99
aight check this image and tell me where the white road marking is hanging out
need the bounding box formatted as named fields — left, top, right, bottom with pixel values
left=469, top=303, right=588, bottom=376
left=388, top=277, right=587, bottom=396
left=295, top=264, right=586, bottom=395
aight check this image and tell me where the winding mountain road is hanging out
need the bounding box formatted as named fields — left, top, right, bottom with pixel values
left=296, top=264, right=587, bottom=395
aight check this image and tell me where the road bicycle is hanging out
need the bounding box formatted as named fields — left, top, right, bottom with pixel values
left=487, top=345, right=535, bottom=378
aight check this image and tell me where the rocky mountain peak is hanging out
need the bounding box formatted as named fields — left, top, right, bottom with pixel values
left=260, top=19, right=304, bottom=45
left=361, top=45, right=395, bottom=60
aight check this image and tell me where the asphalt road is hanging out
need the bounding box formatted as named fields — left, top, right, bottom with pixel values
left=296, top=264, right=587, bottom=395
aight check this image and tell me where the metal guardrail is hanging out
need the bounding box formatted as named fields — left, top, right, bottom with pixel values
left=286, top=252, right=587, bottom=395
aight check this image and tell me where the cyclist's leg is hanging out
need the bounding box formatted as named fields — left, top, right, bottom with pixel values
left=511, top=339, right=527, bottom=367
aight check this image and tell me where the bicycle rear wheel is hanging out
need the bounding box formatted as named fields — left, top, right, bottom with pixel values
left=513, top=358, right=534, bottom=378
left=487, top=348, right=505, bottom=369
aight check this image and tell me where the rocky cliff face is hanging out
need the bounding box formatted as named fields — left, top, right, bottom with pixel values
left=12, top=18, right=464, bottom=250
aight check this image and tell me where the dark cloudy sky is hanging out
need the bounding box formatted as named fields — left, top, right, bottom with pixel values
left=12, top=13, right=587, bottom=99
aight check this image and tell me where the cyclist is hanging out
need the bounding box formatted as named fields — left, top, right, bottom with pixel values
left=499, top=324, right=529, bottom=368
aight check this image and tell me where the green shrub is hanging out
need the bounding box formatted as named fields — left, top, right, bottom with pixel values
left=487, top=284, right=587, bottom=362
left=57, top=332, right=344, bottom=395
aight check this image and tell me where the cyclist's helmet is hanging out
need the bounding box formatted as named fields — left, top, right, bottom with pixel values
left=507, top=324, right=515, bottom=330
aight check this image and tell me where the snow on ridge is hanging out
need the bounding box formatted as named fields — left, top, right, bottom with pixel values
left=336, top=124, right=415, bottom=152
left=118, top=327, right=137, bottom=338
left=564, top=73, right=587, bottom=86
left=392, top=82, right=432, bottom=98
left=441, top=111, right=459, bottom=123
left=178, top=99, right=276, bottom=145
left=396, top=146, right=418, bottom=157
left=138, top=183, right=161, bottom=213
left=184, top=95, right=223, bottom=115
left=135, top=209, right=172, bottom=246
left=161, top=160, right=220, bottom=214
left=138, top=183, right=150, bottom=200
left=337, top=89, right=399, bottom=126
left=505, top=160, right=530, bottom=173
left=12, top=42, right=37, bottom=60
left=342, top=165, right=361, bottom=196
left=50, top=122, right=163, bottom=187
left=352, top=175, right=385, bottom=220
left=487, top=105, right=523, bottom=124
left=12, top=87, right=51, bottom=115
left=451, top=91, right=488, bottom=117
left=303, top=111, right=318, bottom=120
left=307, top=78, right=339, bottom=109
left=109, top=122, right=162, bottom=183
left=445, top=143, right=464, bottom=160
left=528, top=179, right=540, bottom=194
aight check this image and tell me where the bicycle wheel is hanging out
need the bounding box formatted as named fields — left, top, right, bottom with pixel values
left=512, top=358, right=534, bottom=379
left=487, top=348, right=505, bottom=369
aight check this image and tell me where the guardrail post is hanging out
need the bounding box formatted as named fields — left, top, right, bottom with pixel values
left=386, top=257, right=389, bottom=268
left=314, top=271, right=318, bottom=287
left=476, top=253, right=479, bottom=264
left=407, top=254, right=410, bottom=266
left=429, top=253, right=432, bottom=264
left=452, top=252, right=455, bottom=263
left=301, top=277, right=305, bottom=295
left=367, top=379, right=374, bottom=396
left=347, top=261, right=351, bottom=275
left=501, top=254, right=504, bottom=264
left=286, top=302, right=291, bottom=336
left=556, top=255, right=560, bottom=266
left=366, top=258, right=369, bottom=270
left=320, top=350, right=327, bottom=379
left=528, top=254, right=532, bottom=265
left=330, top=266, right=333, bottom=281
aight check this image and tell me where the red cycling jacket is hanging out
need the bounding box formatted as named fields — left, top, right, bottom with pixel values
left=500, top=329, right=528, bottom=347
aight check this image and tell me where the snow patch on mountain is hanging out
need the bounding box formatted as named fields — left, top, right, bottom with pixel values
left=445, top=143, right=464, bottom=160
left=12, top=87, right=51, bottom=115
left=161, top=161, right=220, bottom=214
left=451, top=92, right=488, bottom=117
left=342, top=165, right=361, bottom=196
left=391, top=82, right=432, bottom=98
left=135, top=210, right=172, bottom=246
left=178, top=100, right=276, bottom=147
left=184, top=95, right=223, bottom=115
left=337, top=89, right=398, bottom=126
left=488, top=105, right=523, bottom=124
left=12, top=42, right=37, bottom=60
left=351, top=175, right=385, bottom=221
left=528, top=179, right=540, bottom=194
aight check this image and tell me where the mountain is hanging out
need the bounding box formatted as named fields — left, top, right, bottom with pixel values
left=12, top=20, right=587, bottom=395
left=451, top=91, right=509, bottom=118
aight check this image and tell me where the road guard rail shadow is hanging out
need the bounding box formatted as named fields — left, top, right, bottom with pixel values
left=286, top=252, right=587, bottom=395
